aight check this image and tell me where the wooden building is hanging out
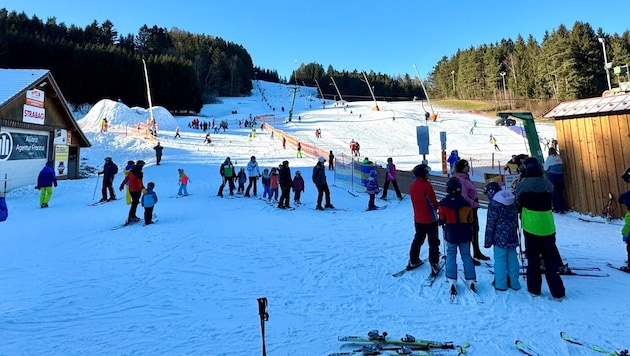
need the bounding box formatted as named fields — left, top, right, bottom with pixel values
left=543, top=94, right=630, bottom=218
left=0, top=69, right=90, bottom=191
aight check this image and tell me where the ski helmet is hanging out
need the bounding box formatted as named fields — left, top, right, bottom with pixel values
left=446, top=177, right=462, bottom=194
left=147, top=182, right=155, bottom=189
left=136, top=160, right=145, bottom=167
left=370, top=170, right=377, bottom=178
left=318, top=156, right=326, bottom=163
left=484, top=181, right=502, bottom=200
left=413, top=164, right=430, bottom=178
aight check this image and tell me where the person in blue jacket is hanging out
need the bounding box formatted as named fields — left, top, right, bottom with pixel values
left=0, top=192, right=7, bottom=222
left=447, top=150, right=459, bottom=176
left=365, top=170, right=380, bottom=210
left=141, top=182, right=158, bottom=225
left=35, top=161, right=57, bottom=208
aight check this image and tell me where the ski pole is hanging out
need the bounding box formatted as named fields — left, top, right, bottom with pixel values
left=257, top=297, right=269, bottom=356
left=92, top=174, right=101, bottom=200
left=517, top=216, right=526, bottom=279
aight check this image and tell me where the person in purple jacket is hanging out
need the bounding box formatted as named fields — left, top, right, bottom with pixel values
left=380, top=157, right=403, bottom=201
left=35, top=161, right=57, bottom=208
left=292, top=171, right=305, bottom=205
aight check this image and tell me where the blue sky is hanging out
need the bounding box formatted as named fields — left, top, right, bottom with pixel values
left=4, top=0, right=629, bottom=80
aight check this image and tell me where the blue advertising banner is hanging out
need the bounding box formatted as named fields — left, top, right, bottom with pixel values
left=0, top=131, right=49, bottom=161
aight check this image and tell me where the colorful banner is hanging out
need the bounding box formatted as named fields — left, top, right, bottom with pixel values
left=55, top=145, right=69, bottom=177
left=0, top=131, right=48, bottom=161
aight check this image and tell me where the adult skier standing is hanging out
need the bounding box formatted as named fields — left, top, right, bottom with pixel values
left=98, top=157, right=118, bottom=202
left=313, top=157, right=334, bottom=210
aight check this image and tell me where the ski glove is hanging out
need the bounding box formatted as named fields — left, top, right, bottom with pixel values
left=623, top=233, right=629, bottom=243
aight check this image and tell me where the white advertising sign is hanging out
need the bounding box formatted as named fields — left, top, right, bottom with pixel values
left=26, top=88, right=45, bottom=108
left=23, top=104, right=46, bottom=125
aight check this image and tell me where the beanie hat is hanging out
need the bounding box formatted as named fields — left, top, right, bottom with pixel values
left=370, top=170, right=377, bottom=178
left=147, top=182, right=155, bottom=189
left=523, top=157, right=543, bottom=177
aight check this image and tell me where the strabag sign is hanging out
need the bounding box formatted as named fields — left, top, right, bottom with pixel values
left=0, top=131, right=48, bottom=161
left=23, top=89, right=45, bottom=125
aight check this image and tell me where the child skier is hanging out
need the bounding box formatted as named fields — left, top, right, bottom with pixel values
left=123, top=160, right=135, bottom=204
left=141, top=182, right=158, bottom=225
left=438, top=177, right=477, bottom=296
left=177, top=168, right=191, bottom=196
left=236, top=168, right=247, bottom=194
left=269, top=167, right=279, bottom=201
left=365, top=170, right=380, bottom=210
left=261, top=168, right=271, bottom=200
left=483, top=182, right=522, bottom=291
left=292, top=170, right=305, bottom=205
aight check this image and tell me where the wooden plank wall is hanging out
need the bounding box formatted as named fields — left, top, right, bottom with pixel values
left=556, top=112, right=630, bottom=218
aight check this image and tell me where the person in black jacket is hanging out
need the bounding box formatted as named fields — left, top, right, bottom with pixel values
left=98, top=157, right=118, bottom=202
left=312, top=157, right=335, bottom=210
left=278, top=160, right=293, bottom=209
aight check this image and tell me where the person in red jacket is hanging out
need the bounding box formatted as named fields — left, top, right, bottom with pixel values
left=119, top=160, right=145, bottom=223
left=407, top=164, right=440, bottom=272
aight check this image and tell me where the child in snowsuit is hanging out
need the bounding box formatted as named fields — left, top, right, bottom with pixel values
left=123, top=160, right=134, bottom=204
left=269, top=167, right=279, bottom=201
left=261, top=168, right=271, bottom=199
left=177, top=169, right=191, bottom=196
left=141, top=181, right=158, bottom=225
left=236, top=168, right=247, bottom=194
left=365, top=170, right=380, bottom=210
left=484, top=182, right=522, bottom=291
left=438, top=177, right=477, bottom=293
left=292, top=171, right=305, bottom=205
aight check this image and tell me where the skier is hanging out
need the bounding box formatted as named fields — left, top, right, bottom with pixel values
left=491, top=137, right=500, bottom=151
left=278, top=160, right=293, bottom=209
left=446, top=150, right=459, bottom=176
left=292, top=171, right=305, bottom=205
left=296, top=142, right=303, bottom=158
left=515, top=157, right=565, bottom=299
left=141, top=182, right=158, bottom=225
left=380, top=157, right=403, bottom=201
left=177, top=168, right=191, bottom=196
left=269, top=167, right=279, bottom=201
left=35, top=161, right=57, bottom=208
left=282, top=136, right=286, bottom=149
left=438, top=177, right=477, bottom=293
left=261, top=168, right=271, bottom=200
left=204, top=133, right=212, bottom=144
left=313, top=157, right=334, bottom=210
left=174, top=126, right=181, bottom=139
left=236, top=168, right=247, bottom=194
left=365, top=170, right=380, bottom=210
left=543, top=148, right=566, bottom=213
left=98, top=157, right=118, bottom=202
left=0, top=191, right=7, bottom=222
left=408, top=164, right=440, bottom=271
left=328, top=150, right=335, bottom=170
left=483, top=182, right=521, bottom=291
left=218, top=157, right=236, bottom=197
left=245, top=156, right=261, bottom=197
left=153, top=141, right=164, bottom=165
left=119, top=160, right=145, bottom=223
left=123, top=160, right=135, bottom=204
left=453, top=159, right=489, bottom=263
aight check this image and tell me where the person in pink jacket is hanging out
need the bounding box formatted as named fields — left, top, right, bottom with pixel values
left=453, top=159, right=490, bottom=263
left=380, top=157, right=403, bottom=201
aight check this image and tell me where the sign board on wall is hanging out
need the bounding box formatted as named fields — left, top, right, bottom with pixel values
left=23, top=89, right=45, bottom=125
left=0, top=131, right=49, bottom=161
left=55, top=145, right=69, bottom=177
left=54, top=128, right=68, bottom=145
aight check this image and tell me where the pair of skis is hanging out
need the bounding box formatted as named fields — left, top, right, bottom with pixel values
left=516, top=332, right=628, bottom=356
left=335, top=331, right=470, bottom=355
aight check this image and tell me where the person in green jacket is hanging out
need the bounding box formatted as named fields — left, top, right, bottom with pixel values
left=514, top=157, right=565, bottom=299
left=218, top=157, right=236, bottom=197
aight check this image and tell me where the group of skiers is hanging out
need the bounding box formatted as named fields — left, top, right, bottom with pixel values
left=216, top=155, right=335, bottom=210
left=407, top=155, right=567, bottom=299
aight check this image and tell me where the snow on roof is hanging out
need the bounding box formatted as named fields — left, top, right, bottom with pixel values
left=0, top=68, right=49, bottom=107
left=543, top=93, right=630, bottom=118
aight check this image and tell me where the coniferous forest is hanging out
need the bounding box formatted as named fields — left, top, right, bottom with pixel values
left=1, top=8, right=629, bottom=113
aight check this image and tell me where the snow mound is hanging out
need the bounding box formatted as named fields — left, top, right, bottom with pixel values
left=78, top=99, right=179, bottom=132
